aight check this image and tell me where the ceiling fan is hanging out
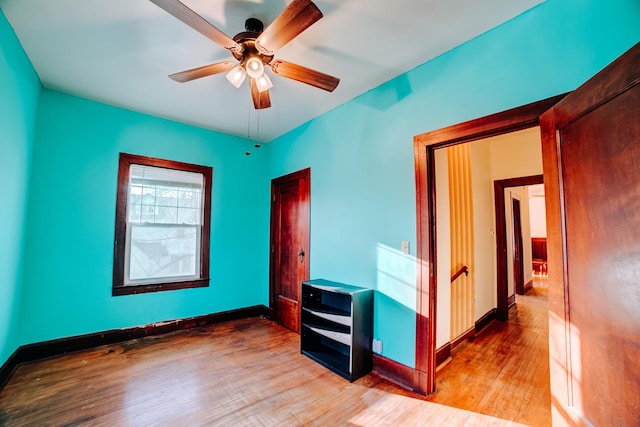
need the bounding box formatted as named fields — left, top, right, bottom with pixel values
left=149, top=0, right=340, bottom=109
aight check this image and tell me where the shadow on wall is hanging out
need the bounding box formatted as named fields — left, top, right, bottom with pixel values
left=352, top=47, right=467, bottom=113
left=355, top=74, right=413, bottom=111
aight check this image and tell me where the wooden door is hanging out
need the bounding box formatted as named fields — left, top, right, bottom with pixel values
left=512, top=198, right=525, bottom=295
left=541, top=43, right=640, bottom=426
left=269, top=169, right=310, bottom=333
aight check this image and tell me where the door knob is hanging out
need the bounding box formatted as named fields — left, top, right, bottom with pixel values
left=298, top=249, right=305, bottom=263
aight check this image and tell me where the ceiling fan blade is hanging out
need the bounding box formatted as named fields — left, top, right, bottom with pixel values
left=255, top=0, right=322, bottom=55
left=169, top=61, right=235, bottom=83
left=249, top=78, right=271, bottom=109
left=149, top=0, right=242, bottom=53
left=270, top=60, right=339, bottom=92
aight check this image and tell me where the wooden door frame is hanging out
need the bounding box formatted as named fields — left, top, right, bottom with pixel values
left=413, top=94, right=566, bottom=395
left=494, top=174, right=543, bottom=320
left=269, top=168, right=311, bottom=329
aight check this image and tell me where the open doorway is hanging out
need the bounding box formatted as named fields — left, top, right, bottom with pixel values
left=432, top=129, right=546, bottom=359
left=419, top=121, right=553, bottom=425
left=412, top=43, right=639, bottom=426
left=528, top=184, right=547, bottom=279
left=494, top=174, right=544, bottom=319
left=413, top=94, right=565, bottom=397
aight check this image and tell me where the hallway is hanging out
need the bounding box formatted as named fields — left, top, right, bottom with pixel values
left=374, top=279, right=550, bottom=426
left=428, top=280, right=550, bottom=425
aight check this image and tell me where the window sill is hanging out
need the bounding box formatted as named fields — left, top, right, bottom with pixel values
left=112, top=278, right=209, bottom=296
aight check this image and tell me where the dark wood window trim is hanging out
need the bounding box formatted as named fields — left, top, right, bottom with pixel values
left=113, top=153, right=212, bottom=296
left=412, top=94, right=567, bottom=395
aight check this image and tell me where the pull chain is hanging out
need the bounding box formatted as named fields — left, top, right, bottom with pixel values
left=245, top=102, right=252, bottom=156
left=256, top=109, right=261, bottom=147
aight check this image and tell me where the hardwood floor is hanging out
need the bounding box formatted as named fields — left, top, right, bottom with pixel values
left=0, top=282, right=548, bottom=426
left=0, top=319, right=526, bottom=426
left=430, top=280, right=550, bottom=426
left=376, top=279, right=551, bottom=426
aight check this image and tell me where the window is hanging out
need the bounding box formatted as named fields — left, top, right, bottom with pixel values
left=113, top=153, right=212, bottom=296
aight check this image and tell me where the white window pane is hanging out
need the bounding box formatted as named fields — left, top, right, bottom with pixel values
left=129, top=225, right=198, bottom=281
left=155, top=206, right=178, bottom=224
left=129, top=185, right=143, bottom=204
left=140, top=207, right=155, bottom=223
left=178, top=208, right=200, bottom=225
left=156, top=186, right=178, bottom=207
left=178, top=189, right=201, bottom=208
left=129, top=204, right=155, bottom=223
left=141, top=187, right=155, bottom=205
left=131, top=165, right=203, bottom=188
left=128, top=204, right=141, bottom=223
left=128, top=165, right=204, bottom=226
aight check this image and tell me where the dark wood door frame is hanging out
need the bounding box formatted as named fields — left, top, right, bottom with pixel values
left=494, top=174, right=543, bottom=320
left=413, top=94, right=566, bottom=395
left=269, top=168, right=310, bottom=332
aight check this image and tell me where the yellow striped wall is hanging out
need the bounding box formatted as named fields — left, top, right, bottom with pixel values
left=447, top=144, right=475, bottom=339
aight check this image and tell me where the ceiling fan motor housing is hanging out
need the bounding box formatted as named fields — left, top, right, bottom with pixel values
left=244, top=18, right=264, bottom=33
left=232, top=19, right=273, bottom=67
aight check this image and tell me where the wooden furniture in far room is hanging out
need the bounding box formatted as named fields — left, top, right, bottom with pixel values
left=531, top=237, right=547, bottom=276
left=301, top=279, right=373, bottom=381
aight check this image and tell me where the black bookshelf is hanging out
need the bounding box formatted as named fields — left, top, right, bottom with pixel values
left=301, top=279, right=373, bottom=381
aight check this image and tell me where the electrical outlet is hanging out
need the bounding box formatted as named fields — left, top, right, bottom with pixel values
left=401, top=240, right=410, bottom=254
left=372, top=338, right=382, bottom=354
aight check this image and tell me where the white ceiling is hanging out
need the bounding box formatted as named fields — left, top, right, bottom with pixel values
left=1, top=0, right=543, bottom=142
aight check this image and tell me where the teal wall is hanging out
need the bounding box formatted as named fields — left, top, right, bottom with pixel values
left=18, top=90, right=270, bottom=345
left=0, top=11, right=40, bottom=367
left=268, top=0, right=640, bottom=367
left=2, top=0, right=639, bottom=371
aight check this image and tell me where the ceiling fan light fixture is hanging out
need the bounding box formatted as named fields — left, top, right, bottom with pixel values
left=151, top=0, right=339, bottom=109
left=226, top=65, right=246, bottom=88
left=256, top=73, right=273, bottom=92
left=245, top=56, right=264, bottom=79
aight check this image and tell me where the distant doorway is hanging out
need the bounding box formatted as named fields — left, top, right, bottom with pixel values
left=512, top=198, right=525, bottom=296
left=493, top=174, right=543, bottom=320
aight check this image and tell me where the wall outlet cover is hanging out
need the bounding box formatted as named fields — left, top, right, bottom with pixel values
left=372, top=338, right=382, bottom=354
